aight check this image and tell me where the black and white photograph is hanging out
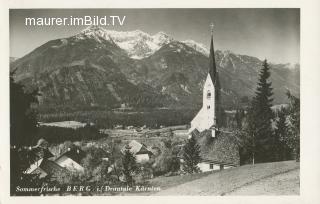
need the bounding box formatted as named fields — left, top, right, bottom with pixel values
left=8, top=8, right=301, bottom=196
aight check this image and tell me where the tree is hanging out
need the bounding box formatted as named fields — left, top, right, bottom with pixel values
left=246, top=59, right=275, bottom=163
left=108, top=141, right=123, bottom=182
left=273, top=108, right=292, bottom=161
left=235, top=113, right=257, bottom=165
left=153, top=139, right=180, bottom=176
left=235, top=108, right=245, bottom=129
left=122, top=149, right=138, bottom=186
left=10, top=71, right=39, bottom=146
left=10, top=71, right=42, bottom=195
left=182, top=136, right=201, bottom=173
left=81, top=146, right=108, bottom=171
left=286, top=91, right=300, bottom=161
left=91, top=161, right=113, bottom=185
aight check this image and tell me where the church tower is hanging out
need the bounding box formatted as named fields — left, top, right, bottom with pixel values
left=189, top=24, right=220, bottom=137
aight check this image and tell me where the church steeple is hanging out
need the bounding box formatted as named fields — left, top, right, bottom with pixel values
left=209, top=23, right=217, bottom=83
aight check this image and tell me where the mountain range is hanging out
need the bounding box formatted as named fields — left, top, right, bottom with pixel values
left=10, top=26, right=300, bottom=112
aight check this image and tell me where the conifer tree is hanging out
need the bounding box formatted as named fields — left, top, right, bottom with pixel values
left=182, top=136, right=201, bottom=173
left=274, top=108, right=292, bottom=161
left=122, top=149, right=138, bottom=186
left=247, top=59, right=274, bottom=163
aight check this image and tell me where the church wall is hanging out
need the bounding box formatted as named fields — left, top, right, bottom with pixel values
left=190, top=74, right=216, bottom=133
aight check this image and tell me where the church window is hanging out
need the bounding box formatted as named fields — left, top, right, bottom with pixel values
left=207, top=105, right=210, bottom=109
left=207, top=91, right=211, bottom=99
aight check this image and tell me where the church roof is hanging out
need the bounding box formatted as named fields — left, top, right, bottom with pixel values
left=196, top=130, right=240, bottom=166
left=209, top=33, right=217, bottom=84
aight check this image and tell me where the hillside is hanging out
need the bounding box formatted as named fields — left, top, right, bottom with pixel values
left=148, top=160, right=299, bottom=195
left=10, top=26, right=300, bottom=112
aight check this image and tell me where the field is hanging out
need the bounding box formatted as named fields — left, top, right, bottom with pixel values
left=127, top=160, right=300, bottom=196
left=39, top=109, right=198, bottom=129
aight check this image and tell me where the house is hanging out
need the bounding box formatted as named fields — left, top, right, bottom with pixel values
left=25, top=140, right=66, bottom=178
left=121, top=140, right=153, bottom=163
left=179, top=130, right=239, bottom=172
left=31, top=159, right=66, bottom=178
left=25, top=146, right=55, bottom=176
left=55, top=147, right=86, bottom=172
left=195, top=129, right=239, bottom=172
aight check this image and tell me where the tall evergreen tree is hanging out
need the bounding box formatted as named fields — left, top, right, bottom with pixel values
left=182, top=136, right=201, bottom=173
left=247, top=59, right=274, bottom=163
left=122, top=149, right=138, bottom=186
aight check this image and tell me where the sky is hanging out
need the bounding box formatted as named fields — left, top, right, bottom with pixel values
left=10, top=9, right=300, bottom=64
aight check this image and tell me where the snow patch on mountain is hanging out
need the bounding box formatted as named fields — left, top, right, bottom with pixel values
left=182, top=40, right=209, bottom=56
left=78, top=26, right=173, bottom=59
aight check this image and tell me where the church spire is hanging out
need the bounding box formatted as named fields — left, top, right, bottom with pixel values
left=209, top=23, right=217, bottom=83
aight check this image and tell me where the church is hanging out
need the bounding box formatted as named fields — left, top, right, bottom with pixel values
left=188, top=25, right=239, bottom=172
left=189, top=24, right=221, bottom=138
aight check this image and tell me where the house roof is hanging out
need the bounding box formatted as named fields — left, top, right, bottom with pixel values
left=196, top=130, right=240, bottom=166
left=39, top=160, right=66, bottom=175
left=55, top=147, right=86, bottom=164
left=178, top=130, right=240, bottom=166
left=122, top=140, right=152, bottom=155
left=30, top=147, right=54, bottom=160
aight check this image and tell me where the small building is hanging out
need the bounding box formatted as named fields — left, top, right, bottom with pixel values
left=121, top=140, right=153, bottom=163
left=197, top=159, right=237, bottom=172
left=195, top=129, right=239, bottom=172
left=25, top=146, right=55, bottom=176
left=25, top=144, right=66, bottom=178
left=55, top=147, right=86, bottom=172
left=31, top=159, right=66, bottom=179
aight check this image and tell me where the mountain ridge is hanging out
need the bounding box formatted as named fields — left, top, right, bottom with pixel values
left=10, top=26, right=300, bottom=112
